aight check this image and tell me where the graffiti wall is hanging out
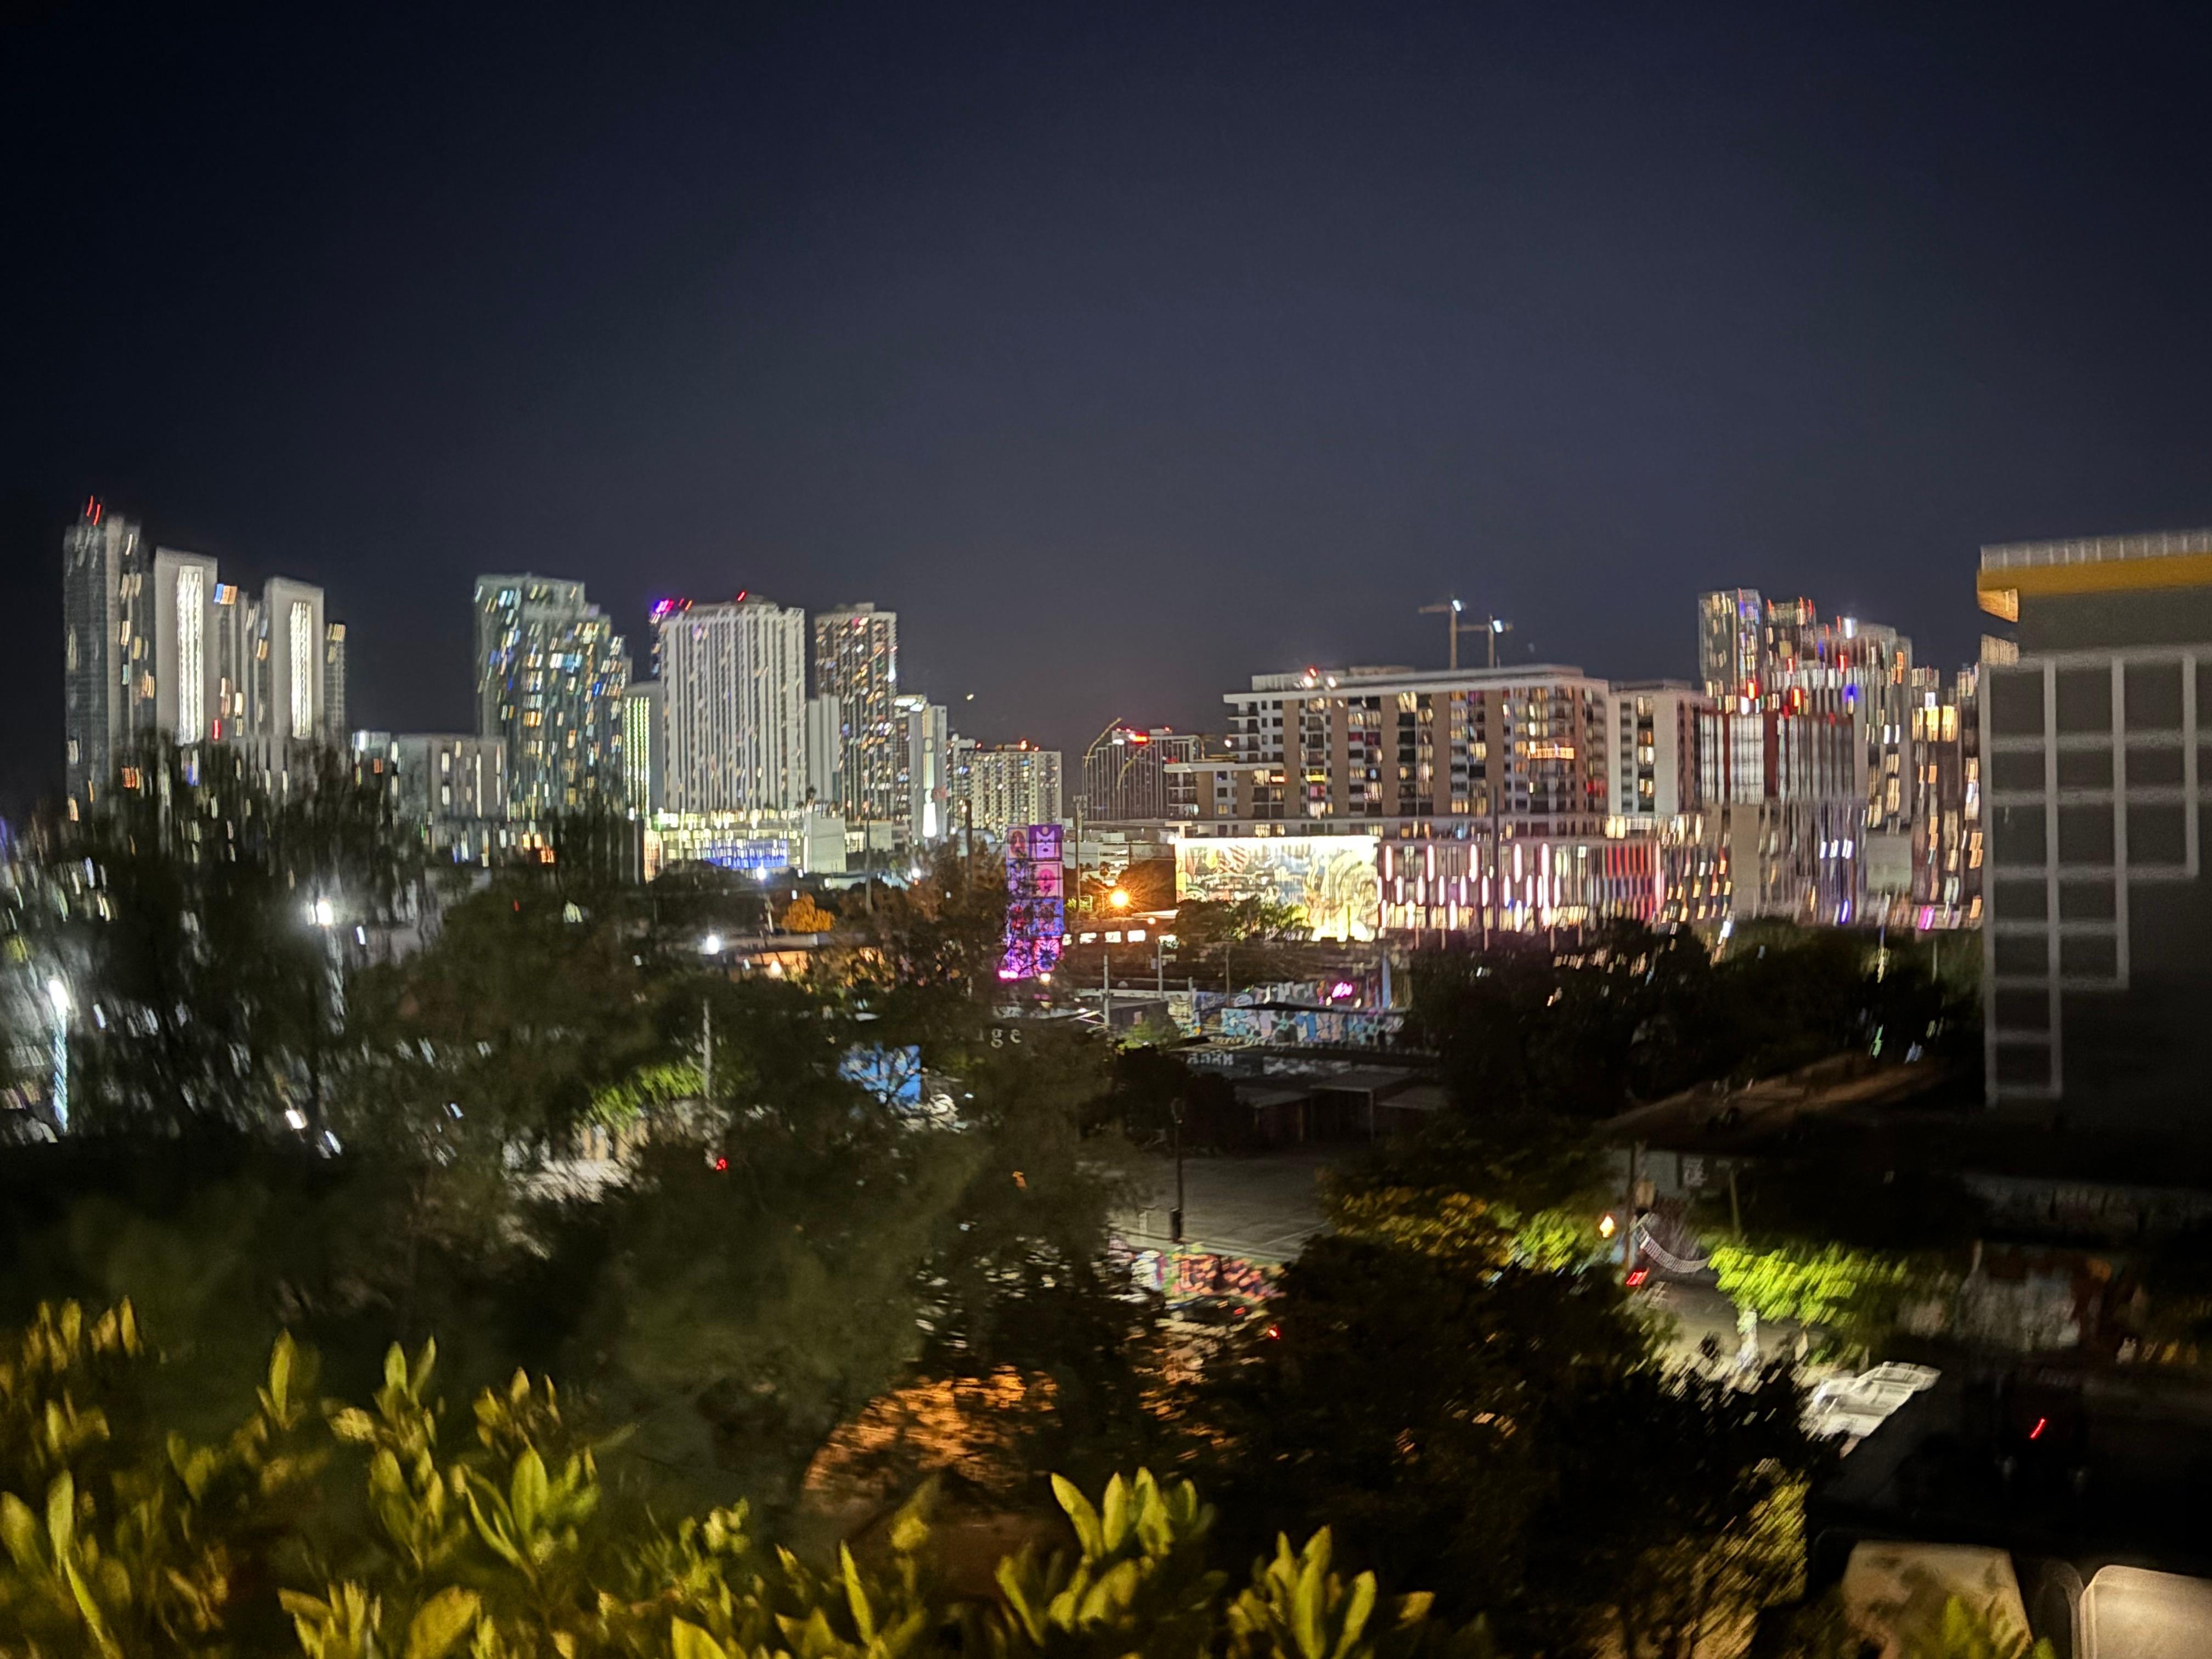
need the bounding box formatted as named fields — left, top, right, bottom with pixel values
left=1110, top=1239, right=1278, bottom=1303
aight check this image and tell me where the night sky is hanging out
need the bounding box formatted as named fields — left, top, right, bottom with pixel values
left=9, top=3, right=2212, bottom=816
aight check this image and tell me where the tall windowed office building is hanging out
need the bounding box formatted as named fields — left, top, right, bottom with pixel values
left=1979, top=529, right=2212, bottom=1124
left=473, top=574, right=629, bottom=818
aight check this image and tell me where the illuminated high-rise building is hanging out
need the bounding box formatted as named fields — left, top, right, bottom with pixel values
left=1604, top=682, right=1702, bottom=825
left=966, top=743, right=1063, bottom=839
left=622, top=679, right=665, bottom=814
left=209, top=580, right=253, bottom=741
left=1692, top=590, right=1927, bottom=923
left=152, top=548, right=221, bottom=745
left=804, top=695, right=843, bottom=808
left=324, top=623, right=347, bottom=737
left=1188, top=662, right=1670, bottom=933
left=61, top=500, right=150, bottom=815
left=896, top=695, right=950, bottom=842
left=149, top=555, right=341, bottom=762
left=65, top=501, right=351, bottom=813
left=654, top=595, right=807, bottom=812
left=259, top=578, right=331, bottom=748
left=1697, top=588, right=1763, bottom=699
left=811, top=603, right=900, bottom=825
left=473, top=574, right=629, bottom=818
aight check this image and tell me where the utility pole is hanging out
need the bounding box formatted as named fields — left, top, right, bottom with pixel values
left=701, top=1000, right=714, bottom=1111
left=1170, top=1100, right=1186, bottom=1244
left=1071, top=798, right=1084, bottom=917
left=1101, top=938, right=1112, bottom=1034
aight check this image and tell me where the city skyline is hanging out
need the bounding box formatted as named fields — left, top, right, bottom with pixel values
left=26, top=491, right=1999, bottom=796
left=36, top=495, right=1989, bottom=815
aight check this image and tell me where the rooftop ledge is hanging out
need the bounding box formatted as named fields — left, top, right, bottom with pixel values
left=1981, top=528, right=2212, bottom=570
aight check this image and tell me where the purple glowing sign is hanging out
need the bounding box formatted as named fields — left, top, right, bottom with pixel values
left=1001, top=822, right=1066, bottom=980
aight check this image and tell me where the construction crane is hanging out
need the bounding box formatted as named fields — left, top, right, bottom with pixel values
left=1419, top=596, right=1514, bottom=669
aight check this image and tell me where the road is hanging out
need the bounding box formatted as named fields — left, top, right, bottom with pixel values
left=1114, top=1148, right=1331, bottom=1266
left=1640, top=1276, right=1810, bottom=1370
left=1111, top=1148, right=1822, bottom=1378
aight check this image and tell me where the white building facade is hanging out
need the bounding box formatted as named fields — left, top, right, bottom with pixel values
left=657, top=596, right=808, bottom=813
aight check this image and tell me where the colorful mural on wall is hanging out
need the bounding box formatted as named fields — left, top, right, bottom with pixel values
left=1175, top=834, right=1382, bottom=941
left=1110, top=1239, right=1279, bottom=1303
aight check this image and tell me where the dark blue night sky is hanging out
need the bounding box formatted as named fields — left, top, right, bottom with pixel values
left=9, top=2, right=2212, bottom=812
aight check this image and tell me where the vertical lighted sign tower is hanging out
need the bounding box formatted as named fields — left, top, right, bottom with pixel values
left=1000, top=822, right=1065, bottom=980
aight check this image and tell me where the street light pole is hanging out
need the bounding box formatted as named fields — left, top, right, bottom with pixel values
left=44, top=977, right=70, bottom=1135
left=309, top=897, right=340, bottom=1134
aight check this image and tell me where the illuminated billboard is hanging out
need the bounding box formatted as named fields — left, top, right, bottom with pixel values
left=1175, top=835, right=1381, bottom=941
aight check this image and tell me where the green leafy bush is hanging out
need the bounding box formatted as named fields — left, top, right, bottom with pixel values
left=0, top=1301, right=1477, bottom=1659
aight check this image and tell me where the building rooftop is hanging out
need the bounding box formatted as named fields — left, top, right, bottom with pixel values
left=1980, top=528, right=2212, bottom=571
left=1242, top=663, right=1593, bottom=694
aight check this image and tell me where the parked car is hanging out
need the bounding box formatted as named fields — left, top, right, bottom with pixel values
left=1808, top=1362, right=1940, bottom=1442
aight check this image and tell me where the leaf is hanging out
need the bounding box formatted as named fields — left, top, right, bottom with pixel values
left=1291, top=1541, right=1325, bottom=1659
left=0, top=1494, right=39, bottom=1570
left=44, top=1469, right=75, bottom=1558
left=1334, top=1573, right=1378, bottom=1659
left=406, top=1586, right=483, bottom=1659
left=385, top=1342, right=409, bottom=1392
left=411, top=1338, right=439, bottom=1396
left=1101, top=1473, right=1130, bottom=1553
left=509, top=1448, right=549, bottom=1533
left=268, top=1331, right=296, bottom=1415
left=672, top=1619, right=734, bottom=1654
left=1390, top=1592, right=1434, bottom=1628
left=994, top=1552, right=1048, bottom=1644
left=840, top=1543, right=877, bottom=1643
left=1052, top=1474, right=1105, bottom=1560
left=60, top=1552, right=121, bottom=1659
